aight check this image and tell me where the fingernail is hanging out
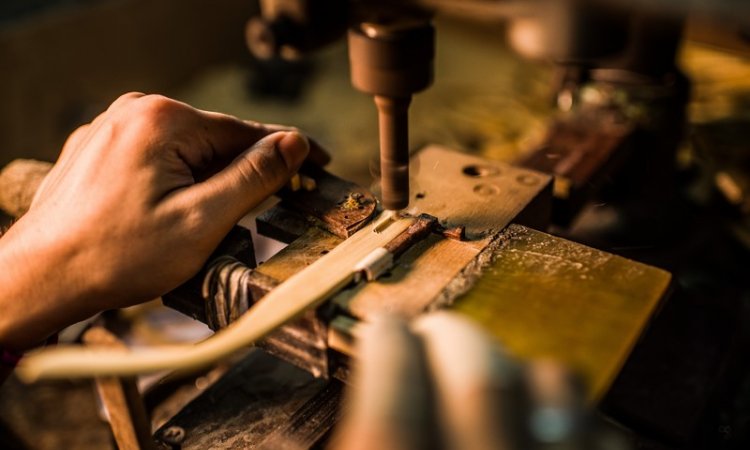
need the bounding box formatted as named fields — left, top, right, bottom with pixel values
left=277, top=131, right=309, bottom=170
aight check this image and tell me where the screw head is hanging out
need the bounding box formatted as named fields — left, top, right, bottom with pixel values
left=161, top=426, right=186, bottom=445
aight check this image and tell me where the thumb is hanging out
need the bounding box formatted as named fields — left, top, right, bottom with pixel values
left=184, top=130, right=309, bottom=226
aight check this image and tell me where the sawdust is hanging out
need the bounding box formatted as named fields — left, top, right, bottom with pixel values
left=428, top=227, right=514, bottom=312
left=340, top=192, right=365, bottom=211
left=426, top=222, right=639, bottom=311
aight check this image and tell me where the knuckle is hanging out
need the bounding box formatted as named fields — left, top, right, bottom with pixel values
left=64, top=124, right=90, bottom=145
left=114, top=95, right=195, bottom=137
left=136, top=94, right=184, bottom=119
left=110, top=91, right=145, bottom=110
left=120, top=91, right=145, bottom=100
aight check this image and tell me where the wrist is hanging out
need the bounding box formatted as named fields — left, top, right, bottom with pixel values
left=0, top=216, right=98, bottom=351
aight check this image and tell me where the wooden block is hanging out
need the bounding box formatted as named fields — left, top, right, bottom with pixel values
left=518, top=116, right=631, bottom=199
left=406, top=145, right=553, bottom=239
left=277, top=164, right=378, bottom=239
left=256, top=204, right=311, bottom=244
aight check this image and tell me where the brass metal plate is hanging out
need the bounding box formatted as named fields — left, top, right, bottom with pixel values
left=453, top=224, right=672, bottom=402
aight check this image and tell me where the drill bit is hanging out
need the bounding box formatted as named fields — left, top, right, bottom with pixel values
left=375, top=95, right=411, bottom=212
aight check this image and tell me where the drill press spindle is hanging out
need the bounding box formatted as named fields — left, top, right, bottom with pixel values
left=348, top=17, right=435, bottom=211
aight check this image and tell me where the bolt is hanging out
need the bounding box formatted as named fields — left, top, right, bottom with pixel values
left=161, top=426, right=186, bottom=448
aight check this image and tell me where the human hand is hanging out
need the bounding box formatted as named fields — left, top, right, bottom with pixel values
left=333, top=312, right=626, bottom=450
left=0, top=93, right=309, bottom=350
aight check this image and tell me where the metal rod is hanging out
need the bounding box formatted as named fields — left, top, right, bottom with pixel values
left=374, top=95, right=411, bottom=210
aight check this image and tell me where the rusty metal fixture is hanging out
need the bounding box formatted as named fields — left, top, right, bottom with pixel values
left=441, top=225, right=466, bottom=241
left=383, top=213, right=438, bottom=258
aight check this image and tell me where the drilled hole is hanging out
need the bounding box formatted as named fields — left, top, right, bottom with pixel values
left=516, top=174, right=539, bottom=186
left=462, top=165, right=499, bottom=178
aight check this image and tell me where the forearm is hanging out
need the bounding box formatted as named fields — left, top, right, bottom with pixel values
left=0, top=218, right=97, bottom=351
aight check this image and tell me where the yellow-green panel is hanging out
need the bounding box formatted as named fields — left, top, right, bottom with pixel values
left=454, top=224, right=671, bottom=402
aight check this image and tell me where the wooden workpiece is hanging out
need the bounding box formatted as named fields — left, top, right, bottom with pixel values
left=407, top=145, right=552, bottom=238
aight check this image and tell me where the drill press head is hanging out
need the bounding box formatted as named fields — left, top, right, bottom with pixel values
left=348, top=17, right=435, bottom=211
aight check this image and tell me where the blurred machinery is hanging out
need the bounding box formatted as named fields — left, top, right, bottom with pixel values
left=245, top=0, right=692, bottom=222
